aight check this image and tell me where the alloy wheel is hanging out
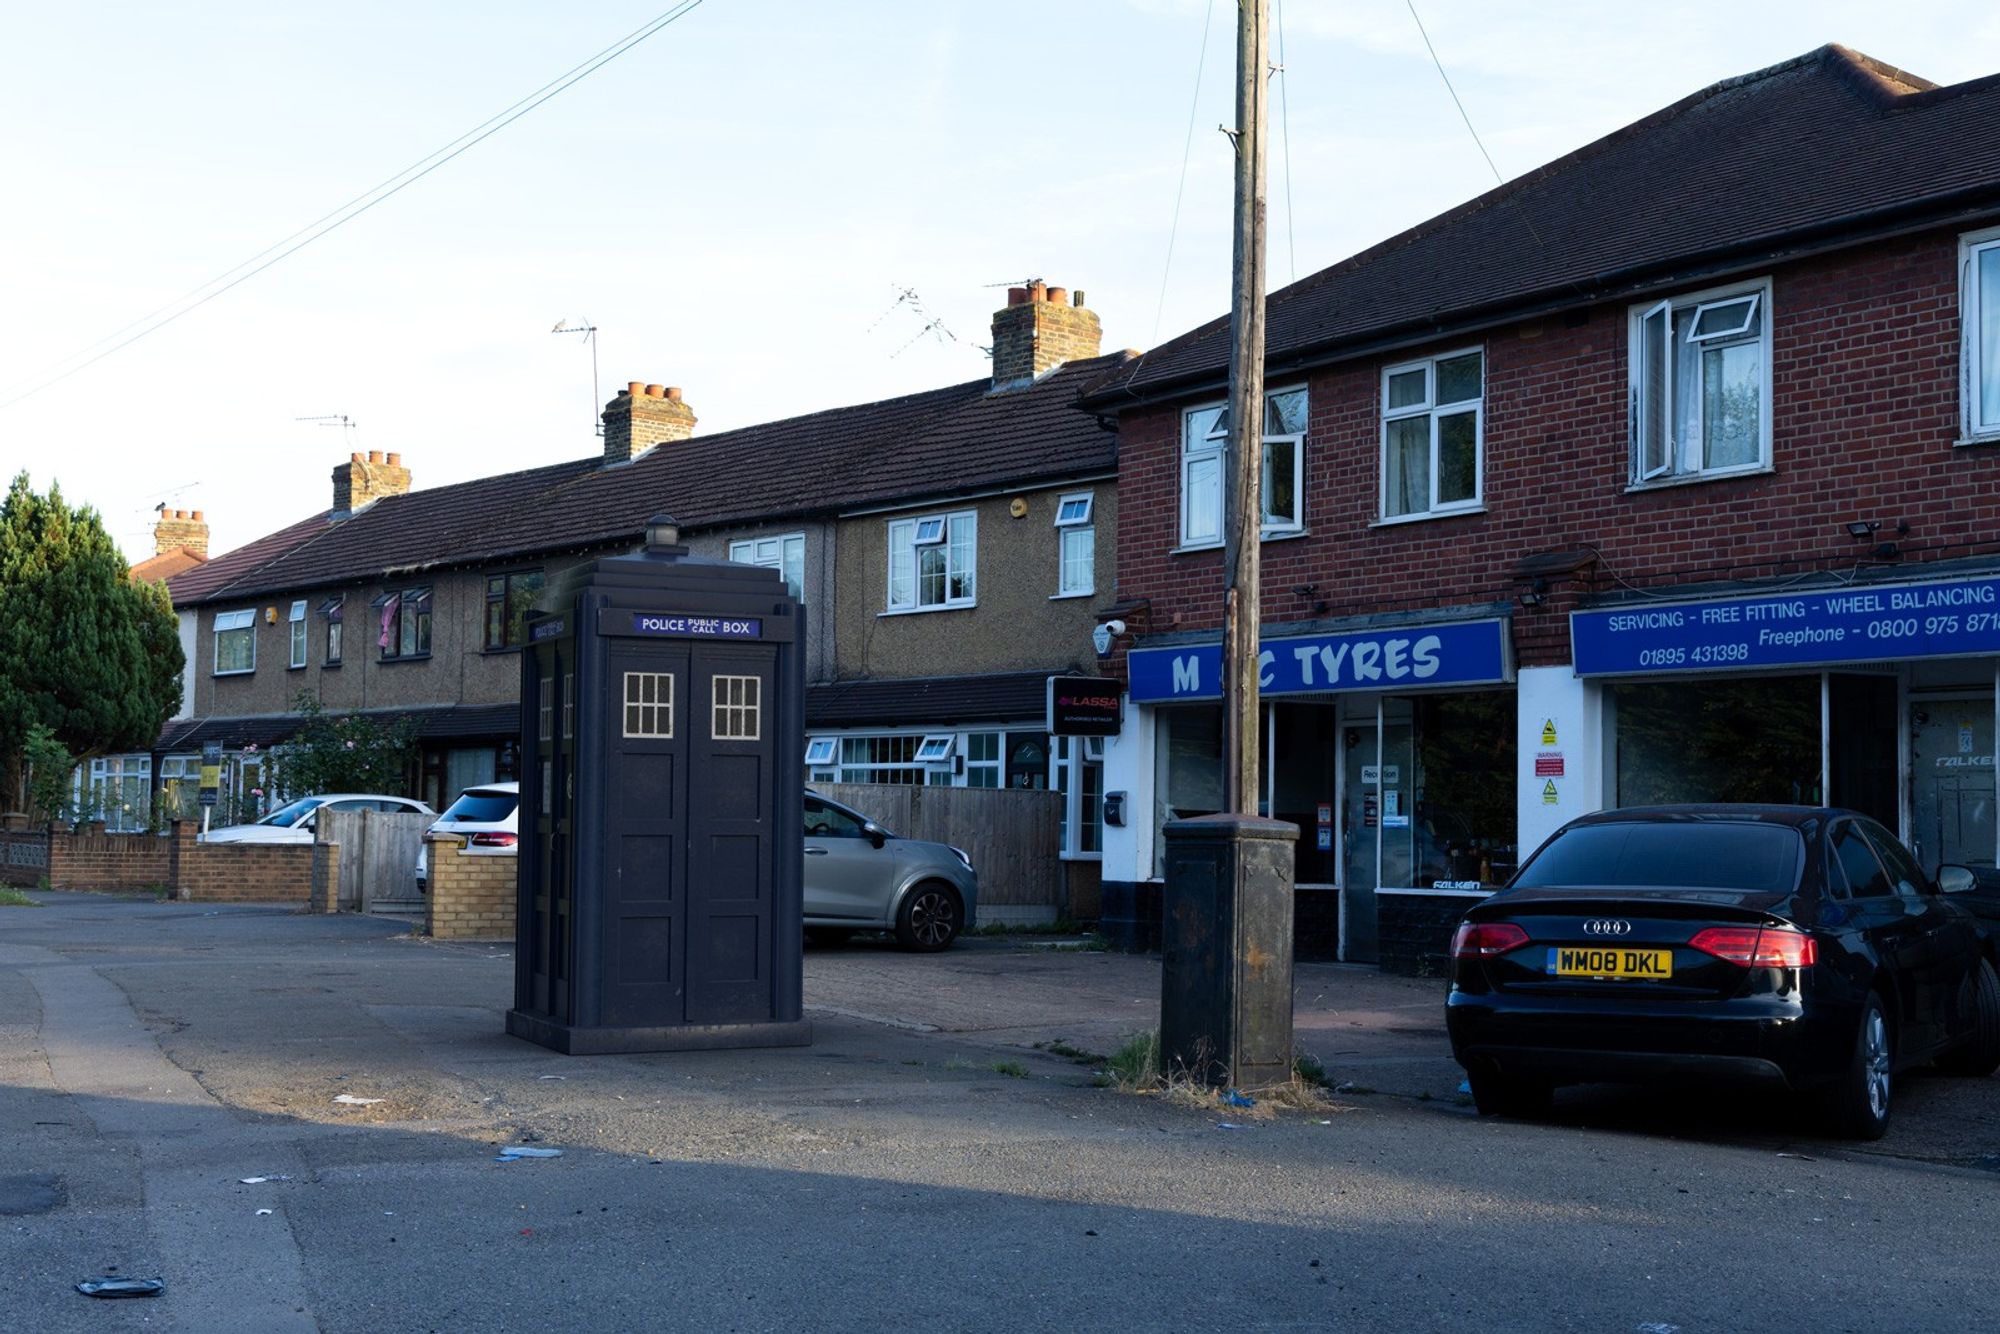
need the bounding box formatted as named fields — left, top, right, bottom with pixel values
left=907, top=889, right=957, bottom=948
left=1864, top=1009, right=1891, bottom=1120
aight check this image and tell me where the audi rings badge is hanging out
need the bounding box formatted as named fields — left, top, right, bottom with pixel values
left=1582, top=919, right=1633, bottom=937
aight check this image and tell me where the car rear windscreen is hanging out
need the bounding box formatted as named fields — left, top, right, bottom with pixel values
left=1514, top=822, right=1802, bottom=894
left=442, top=792, right=517, bottom=822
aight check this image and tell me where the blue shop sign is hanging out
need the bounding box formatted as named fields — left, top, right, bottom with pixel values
left=1127, top=618, right=1511, bottom=703
left=1571, top=576, right=2000, bottom=676
left=630, top=612, right=763, bottom=640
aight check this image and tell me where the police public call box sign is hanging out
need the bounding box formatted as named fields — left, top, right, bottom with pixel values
left=629, top=612, right=763, bottom=640
left=1126, top=618, right=1511, bottom=703
left=1570, top=576, right=2000, bottom=676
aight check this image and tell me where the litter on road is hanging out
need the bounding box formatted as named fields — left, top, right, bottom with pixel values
left=76, top=1278, right=165, bottom=1299
left=239, top=1175, right=291, bottom=1184
left=495, top=1146, right=564, bottom=1161
left=333, top=1094, right=384, bottom=1106
left=1221, top=1089, right=1256, bottom=1108
left=256, top=1209, right=274, bottom=1217
left=1215, top=1122, right=1248, bottom=1131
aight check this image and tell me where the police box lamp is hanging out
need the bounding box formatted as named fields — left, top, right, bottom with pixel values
left=645, top=512, right=682, bottom=551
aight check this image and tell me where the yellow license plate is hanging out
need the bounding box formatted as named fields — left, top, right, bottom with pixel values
left=1546, top=946, right=1673, bottom=979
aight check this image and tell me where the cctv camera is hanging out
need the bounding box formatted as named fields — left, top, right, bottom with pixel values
left=1101, top=619, right=1126, bottom=637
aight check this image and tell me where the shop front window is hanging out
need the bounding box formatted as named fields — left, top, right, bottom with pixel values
left=1407, top=693, right=1518, bottom=889
left=1611, top=677, right=1822, bottom=807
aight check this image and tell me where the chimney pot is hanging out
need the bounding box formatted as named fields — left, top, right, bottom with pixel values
left=626, top=381, right=645, bottom=396
left=1047, top=286, right=1067, bottom=305
left=1007, top=287, right=1029, bottom=306
left=351, top=452, right=364, bottom=463
left=665, top=386, right=682, bottom=401
left=645, top=384, right=665, bottom=398
left=1074, top=290, right=1086, bottom=307
left=386, top=452, right=401, bottom=466
left=1029, top=280, right=1047, bottom=302
left=367, top=449, right=383, bottom=464
left=191, top=510, right=203, bottom=521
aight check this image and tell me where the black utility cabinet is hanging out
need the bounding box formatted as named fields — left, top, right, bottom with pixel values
left=507, top=516, right=811, bottom=1054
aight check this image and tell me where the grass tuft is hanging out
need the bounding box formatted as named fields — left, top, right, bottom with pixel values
left=0, top=887, right=40, bottom=908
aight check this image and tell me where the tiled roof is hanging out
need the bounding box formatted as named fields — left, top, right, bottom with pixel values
left=185, top=353, right=1127, bottom=606
left=1086, top=45, right=2000, bottom=406
left=166, top=512, right=331, bottom=605
left=806, top=671, right=1063, bottom=728
left=130, top=548, right=206, bottom=583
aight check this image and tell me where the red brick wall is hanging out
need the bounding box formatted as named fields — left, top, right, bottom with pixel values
left=1112, top=230, right=1982, bottom=669
left=45, top=828, right=175, bottom=891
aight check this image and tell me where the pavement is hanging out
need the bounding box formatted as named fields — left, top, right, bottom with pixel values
left=2, top=892, right=1996, bottom=1333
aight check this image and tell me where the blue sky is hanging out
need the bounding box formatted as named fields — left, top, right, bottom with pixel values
left=2, top=1, right=1994, bottom=558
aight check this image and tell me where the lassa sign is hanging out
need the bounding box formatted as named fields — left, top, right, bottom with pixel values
left=1046, top=676, right=1123, bottom=736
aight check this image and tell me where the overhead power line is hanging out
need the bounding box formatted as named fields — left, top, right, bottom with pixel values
left=0, top=1, right=708, bottom=412
left=1404, top=0, right=1504, bottom=185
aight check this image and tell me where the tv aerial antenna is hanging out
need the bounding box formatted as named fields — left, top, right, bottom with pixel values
left=552, top=319, right=601, bottom=436
left=296, top=414, right=358, bottom=447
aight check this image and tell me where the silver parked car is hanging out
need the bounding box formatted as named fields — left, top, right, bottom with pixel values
left=803, top=791, right=977, bottom=951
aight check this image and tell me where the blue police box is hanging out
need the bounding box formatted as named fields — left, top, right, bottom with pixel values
left=506, top=515, right=810, bottom=1053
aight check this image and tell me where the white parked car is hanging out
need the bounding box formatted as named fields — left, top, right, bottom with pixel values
left=201, top=793, right=436, bottom=844
left=419, top=782, right=519, bottom=891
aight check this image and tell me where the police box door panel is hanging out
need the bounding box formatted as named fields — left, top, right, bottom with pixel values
left=684, top=648, right=779, bottom=1025
left=602, top=646, right=691, bottom=1028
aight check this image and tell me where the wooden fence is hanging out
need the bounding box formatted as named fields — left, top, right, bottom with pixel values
left=319, top=810, right=429, bottom=913
left=817, top=783, right=1063, bottom=916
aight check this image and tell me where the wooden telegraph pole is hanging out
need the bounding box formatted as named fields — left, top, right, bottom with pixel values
left=1220, top=0, right=1269, bottom=815
left=1158, top=0, right=1296, bottom=1092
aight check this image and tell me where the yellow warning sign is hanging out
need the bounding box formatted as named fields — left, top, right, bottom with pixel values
left=1541, top=779, right=1559, bottom=805
left=1540, top=719, right=1558, bottom=746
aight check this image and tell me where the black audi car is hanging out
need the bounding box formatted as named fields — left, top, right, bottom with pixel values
left=1446, top=806, right=2000, bottom=1139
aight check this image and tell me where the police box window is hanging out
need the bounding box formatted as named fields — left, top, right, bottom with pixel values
left=712, top=675, right=761, bottom=741
left=624, top=672, right=674, bottom=738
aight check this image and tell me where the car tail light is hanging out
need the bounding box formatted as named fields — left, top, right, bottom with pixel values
left=1689, top=926, right=1816, bottom=968
left=470, top=832, right=518, bottom=849
left=1451, top=921, right=1529, bottom=957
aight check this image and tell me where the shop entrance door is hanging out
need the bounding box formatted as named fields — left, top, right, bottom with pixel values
left=1338, top=698, right=1410, bottom=965
left=1910, top=698, right=1996, bottom=875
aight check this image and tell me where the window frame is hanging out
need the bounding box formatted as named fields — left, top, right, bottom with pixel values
left=376, top=586, right=433, bottom=661
left=885, top=509, right=977, bottom=613
left=319, top=596, right=344, bottom=666
left=484, top=569, right=545, bottom=651
left=1963, top=225, right=2000, bottom=444
left=212, top=609, right=256, bottom=676
left=802, top=736, right=838, bottom=767
left=1626, top=276, right=1775, bottom=486
left=1178, top=385, right=1308, bottom=549
left=728, top=533, right=807, bottom=599
left=1054, top=490, right=1095, bottom=598
left=1378, top=347, right=1485, bottom=522
left=287, top=600, right=308, bottom=669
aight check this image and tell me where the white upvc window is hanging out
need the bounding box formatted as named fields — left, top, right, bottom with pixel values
left=729, top=533, right=806, bottom=598
left=802, top=736, right=838, bottom=767
left=886, top=510, right=976, bottom=611
left=912, top=734, right=956, bottom=763
left=287, top=600, right=308, bottom=668
left=1381, top=348, right=1483, bottom=519
left=212, top=609, right=255, bottom=675
left=1628, top=278, right=1772, bottom=483
left=1054, top=491, right=1095, bottom=597
left=1052, top=735, right=1105, bottom=859
left=1179, top=386, right=1307, bottom=547
left=1964, top=226, right=2000, bottom=443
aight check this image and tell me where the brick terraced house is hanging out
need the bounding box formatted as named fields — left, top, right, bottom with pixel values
left=1082, top=46, right=2000, bottom=970
left=130, top=286, right=1129, bottom=896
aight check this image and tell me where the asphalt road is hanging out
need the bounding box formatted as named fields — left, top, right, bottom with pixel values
left=2, top=893, right=1995, bottom=1333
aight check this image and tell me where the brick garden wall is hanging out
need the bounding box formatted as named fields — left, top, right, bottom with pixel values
left=425, top=836, right=517, bottom=939
left=9, top=821, right=335, bottom=905
left=1109, top=230, right=1978, bottom=670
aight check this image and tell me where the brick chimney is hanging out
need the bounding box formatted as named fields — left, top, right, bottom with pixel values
left=331, top=450, right=411, bottom=517
left=602, top=382, right=696, bottom=463
left=153, top=508, right=209, bottom=557
left=990, top=281, right=1102, bottom=389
